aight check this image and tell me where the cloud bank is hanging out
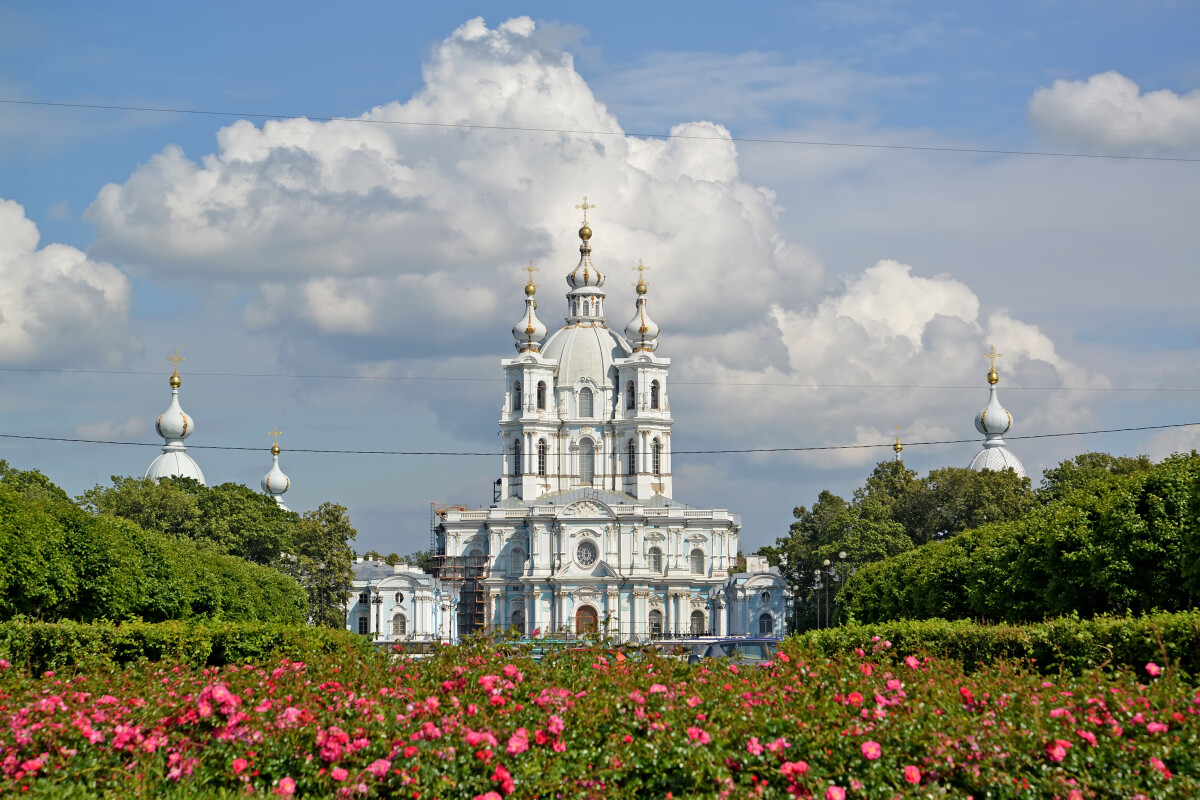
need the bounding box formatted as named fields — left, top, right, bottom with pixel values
left=1030, top=71, right=1200, bottom=155
left=0, top=198, right=130, bottom=366
left=84, top=16, right=1094, bottom=464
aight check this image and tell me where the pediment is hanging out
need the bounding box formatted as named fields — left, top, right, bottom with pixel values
left=563, top=500, right=613, bottom=519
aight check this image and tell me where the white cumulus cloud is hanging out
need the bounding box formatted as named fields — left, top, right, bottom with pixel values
left=1029, top=71, right=1200, bottom=155
left=0, top=198, right=130, bottom=366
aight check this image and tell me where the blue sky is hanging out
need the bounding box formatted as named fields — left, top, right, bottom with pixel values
left=0, top=2, right=1198, bottom=555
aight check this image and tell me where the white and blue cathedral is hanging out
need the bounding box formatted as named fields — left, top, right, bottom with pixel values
left=142, top=208, right=1027, bottom=645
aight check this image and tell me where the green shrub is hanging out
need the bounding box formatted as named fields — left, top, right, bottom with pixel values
left=0, top=620, right=369, bottom=674
left=794, top=609, right=1200, bottom=676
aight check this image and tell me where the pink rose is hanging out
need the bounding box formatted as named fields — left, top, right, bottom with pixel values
left=746, top=737, right=764, bottom=756
left=366, top=759, right=391, bottom=778
left=232, top=758, right=248, bottom=775
left=1147, top=722, right=1169, bottom=734
left=507, top=728, right=530, bottom=755
left=826, top=786, right=846, bottom=800
left=780, top=761, right=809, bottom=779
left=903, top=765, right=920, bottom=784
left=547, top=715, right=565, bottom=735
left=274, top=777, right=296, bottom=796
left=861, top=740, right=882, bottom=760
left=904, top=655, right=919, bottom=669
left=1045, top=739, right=1072, bottom=763
left=1145, top=662, right=1161, bottom=677
left=331, top=767, right=349, bottom=781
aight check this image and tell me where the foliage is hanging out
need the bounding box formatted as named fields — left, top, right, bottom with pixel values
left=0, top=637, right=1195, bottom=798
left=760, top=461, right=1032, bottom=629
left=794, top=610, right=1200, bottom=677
left=842, top=451, right=1200, bottom=623
left=0, top=620, right=369, bottom=675
left=80, top=474, right=358, bottom=628
left=0, top=463, right=306, bottom=625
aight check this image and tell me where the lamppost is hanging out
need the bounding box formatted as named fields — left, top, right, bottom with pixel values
left=812, top=568, right=823, bottom=629
left=371, top=593, right=384, bottom=641
left=814, top=552, right=856, bottom=628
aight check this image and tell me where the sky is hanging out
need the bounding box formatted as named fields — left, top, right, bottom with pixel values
left=0, top=1, right=1198, bottom=557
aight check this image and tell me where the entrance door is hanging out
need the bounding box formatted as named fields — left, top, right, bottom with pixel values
left=575, top=605, right=599, bottom=634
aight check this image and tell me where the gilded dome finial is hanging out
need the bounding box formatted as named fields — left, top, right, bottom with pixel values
left=269, top=425, right=282, bottom=456
left=575, top=195, right=595, bottom=241
left=523, top=260, right=539, bottom=295
left=983, top=344, right=1001, bottom=385
left=167, top=349, right=185, bottom=388
left=633, top=259, right=650, bottom=295
left=893, top=425, right=903, bottom=460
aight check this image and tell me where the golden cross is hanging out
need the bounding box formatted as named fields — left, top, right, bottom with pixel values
left=268, top=425, right=282, bottom=446
left=167, top=349, right=185, bottom=368
left=983, top=345, right=1002, bottom=371
left=633, top=259, right=650, bottom=277
left=522, top=260, right=539, bottom=282
left=895, top=424, right=901, bottom=435
left=575, top=195, right=595, bottom=224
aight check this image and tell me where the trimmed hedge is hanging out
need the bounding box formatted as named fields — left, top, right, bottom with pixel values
left=793, top=609, right=1200, bottom=676
left=0, top=620, right=370, bottom=674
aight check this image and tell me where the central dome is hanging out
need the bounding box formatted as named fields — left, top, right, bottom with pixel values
left=540, top=324, right=631, bottom=387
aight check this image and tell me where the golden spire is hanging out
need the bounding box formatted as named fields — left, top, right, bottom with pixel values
left=575, top=195, right=595, bottom=240
left=167, top=349, right=185, bottom=388
left=633, top=259, right=650, bottom=295
left=983, top=345, right=1001, bottom=385
left=893, top=425, right=903, bottom=459
left=269, top=425, right=282, bottom=456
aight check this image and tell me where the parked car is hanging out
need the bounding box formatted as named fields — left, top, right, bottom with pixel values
left=686, top=638, right=780, bottom=666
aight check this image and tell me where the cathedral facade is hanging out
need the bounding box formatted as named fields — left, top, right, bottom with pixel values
left=425, top=209, right=788, bottom=643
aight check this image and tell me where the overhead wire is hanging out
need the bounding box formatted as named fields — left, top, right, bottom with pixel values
left=2, top=98, right=1198, bottom=163
left=0, top=421, right=1195, bottom=457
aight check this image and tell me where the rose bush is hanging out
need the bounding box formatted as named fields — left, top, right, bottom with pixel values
left=0, top=637, right=1195, bottom=798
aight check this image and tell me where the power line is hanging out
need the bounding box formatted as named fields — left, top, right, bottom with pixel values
left=0, top=367, right=1195, bottom=394
left=1, top=421, right=1194, bottom=457
left=3, top=98, right=1197, bottom=164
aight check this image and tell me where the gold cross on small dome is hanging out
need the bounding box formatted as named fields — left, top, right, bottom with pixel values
left=269, top=425, right=282, bottom=455
left=983, top=345, right=1002, bottom=370
left=575, top=196, right=595, bottom=224
left=166, top=349, right=185, bottom=367
left=167, top=349, right=185, bottom=387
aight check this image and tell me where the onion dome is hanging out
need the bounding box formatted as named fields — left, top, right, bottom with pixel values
left=261, top=427, right=291, bottom=511
left=624, top=261, right=660, bottom=352
left=565, top=197, right=607, bottom=322
left=968, top=347, right=1026, bottom=478
left=512, top=263, right=548, bottom=353
left=893, top=426, right=903, bottom=461
left=145, top=352, right=206, bottom=484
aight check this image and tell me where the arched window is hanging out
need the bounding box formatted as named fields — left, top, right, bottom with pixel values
left=626, top=380, right=635, bottom=410
left=652, top=439, right=662, bottom=476
left=536, top=381, right=547, bottom=410
left=357, top=617, right=368, bottom=635
left=626, top=439, right=636, bottom=477
left=511, top=440, right=522, bottom=477
left=578, top=387, right=593, bottom=417
left=690, top=610, right=705, bottom=635
left=690, top=548, right=704, bottom=574
left=579, top=439, right=595, bottom=485
left=648, top=609, right=664, bottom=638
left=537, top=439, right=547, bottom=476
left=759, top=612, right=774, bottom=637
left=576, top=605, right=599, bottom=634
left=650, top=380, right=660, bottom=409
left=509, top=548, right=526, bottom=576
left=648, top=547, right=663, bottom=573
left=392, top=614, right=407, bottom=636
left=511, top=609, right=525, bottom=636
left=513, top=382, right=522, bottom=412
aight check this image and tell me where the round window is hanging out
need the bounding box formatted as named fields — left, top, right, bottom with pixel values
left=395, top=592, right=405, bottom=604
left=577, top=541, right=598, bottom=566
left=760, top=591, right=771, bottom=604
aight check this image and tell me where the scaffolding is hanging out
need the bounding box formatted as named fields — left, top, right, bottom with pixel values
left=430, top=503, right=488, bottom=636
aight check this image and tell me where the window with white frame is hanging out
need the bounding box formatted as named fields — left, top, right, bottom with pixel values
left=511, top=609, right=525, bottom=635
left=513, top=382, right=522, bottom=411
left=648, top=546, right=663, bottom=573
left=626, top=380, right=635, bottom=410
left=511, top=440, right=522, bottom=477
left=759, top=612, right=774, bottom=636
left=578, top=387, right=593, bottom=417
left=690, top=548, right=704, bottom=574
left=579, top=439, right=595, bottom=485
left=690, top=610, right=705, bottom=635
left=536, top=381, right=546, bottom=410
left=648, top=609, right=663, bottom=638
left=652, top=439, right=662, bottom=475
left=537, top=439, right=547, bottom=476
left=650, top=380, right=660, bottom=409
left=357, top=616, right=368, bottom=635
left=509, top=547, right=526, bottom=575
left=626, top=439, right=636, bottom=477
left=392, top=615, right=407, bottom=636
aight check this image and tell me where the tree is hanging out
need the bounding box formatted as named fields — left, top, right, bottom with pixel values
left=284, top=503, right=357, bottom=629
left=892, top=466, right=1034, bottom=545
